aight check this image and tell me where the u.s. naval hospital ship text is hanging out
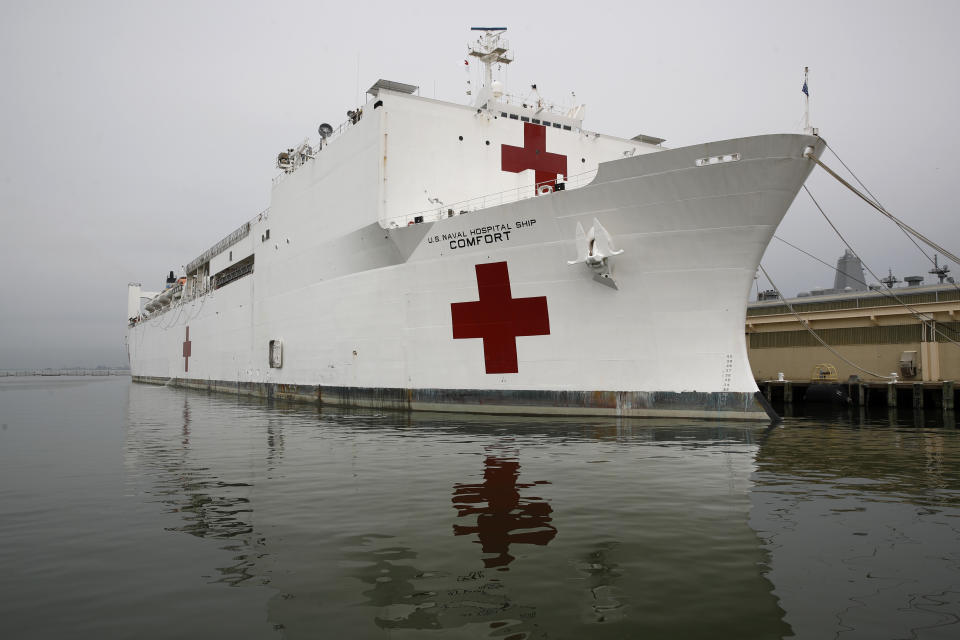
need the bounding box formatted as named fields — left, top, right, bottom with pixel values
left=126, top=28, right=824, bottom=420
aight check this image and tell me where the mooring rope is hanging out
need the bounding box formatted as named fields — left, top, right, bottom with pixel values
left=805, top=151, right=960, bottom=266
left=803, top=185, right=960, bottom=349
left=823, top=142, right=960, bottom=296
left=757, top=264, right=893, bottom=379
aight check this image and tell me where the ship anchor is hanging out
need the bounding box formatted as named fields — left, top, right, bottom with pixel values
left=567, top=218, right=623, bottom=290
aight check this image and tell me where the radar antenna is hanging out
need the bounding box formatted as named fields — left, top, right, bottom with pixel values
left=929, top=254, right=951, bottom=284
left=468, top=27, right=512, bottom=109
left=880, top=268, right=900, bottom=289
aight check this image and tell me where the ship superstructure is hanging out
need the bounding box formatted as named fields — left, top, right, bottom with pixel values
left=127, top=29, right=824, bottom=419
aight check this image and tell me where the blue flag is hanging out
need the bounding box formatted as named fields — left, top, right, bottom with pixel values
left=802, top=81, right=809, bottom=96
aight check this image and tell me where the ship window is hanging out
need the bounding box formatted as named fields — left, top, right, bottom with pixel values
left=553, top=123, right=561, bottom=128
left=501, top=112, right=508, bottom=118
left=265, top=229, right=270, bottom=240
left=229, top=251, right=232, bottom=261
left=520, top=116, right=529, bottom=122
left=509, top=114, right=518, bottom=120
left=563, top=125, right=572, bottom=131
left=532, top=118, right=540, bottom=124
left=542, top=121, right=551, bottom=127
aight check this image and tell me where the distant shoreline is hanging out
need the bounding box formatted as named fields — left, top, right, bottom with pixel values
left=0, top=369, right=130, bottom=377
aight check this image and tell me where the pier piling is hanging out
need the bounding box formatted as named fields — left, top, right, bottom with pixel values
left=757, top=379, right=956, bottom=414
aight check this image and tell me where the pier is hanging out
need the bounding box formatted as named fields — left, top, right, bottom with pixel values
left=0, top=369, right=131, bottom=377
left=760, top=379, right=956, bottom=412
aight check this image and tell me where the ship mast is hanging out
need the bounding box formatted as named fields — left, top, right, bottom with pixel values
left=802, top=66, right=817, bottom=135
left=929, top=254, right=951, bottom=284
left=468, top=27, right=512, bottom=109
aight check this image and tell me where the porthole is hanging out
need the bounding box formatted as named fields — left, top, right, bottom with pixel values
left=458, top=135, right=463, bottom=141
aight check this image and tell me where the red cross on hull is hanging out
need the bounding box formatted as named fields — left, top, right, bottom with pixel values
left=501, top=122, right=568, bottom=195
left=182, top=326, right=192, bottom=372
left=451, top=262, right=550, bottom=374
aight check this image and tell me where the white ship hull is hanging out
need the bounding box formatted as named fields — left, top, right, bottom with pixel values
left=129, top=124, right=824, bottom=420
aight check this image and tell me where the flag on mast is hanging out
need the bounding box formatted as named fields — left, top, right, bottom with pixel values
left=802, top=67, right=809, bottom=96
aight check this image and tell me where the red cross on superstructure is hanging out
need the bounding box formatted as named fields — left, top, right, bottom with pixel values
left=501, top=122, right=568, bottom=195
left=451, top=262, right=550, bottom=374
left=182, top=326, right=192, bottom=372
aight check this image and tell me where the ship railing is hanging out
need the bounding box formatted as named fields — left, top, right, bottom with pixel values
left=185, top=222, right=250, bottom=275
left=379, top=167, right=598, bottom=229
left=183, top=207, right=268, bottom=276
left=271, top=115, right=358, bottom=187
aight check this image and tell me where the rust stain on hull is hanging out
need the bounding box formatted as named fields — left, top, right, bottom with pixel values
left=132, top=376, right=775, bottom=421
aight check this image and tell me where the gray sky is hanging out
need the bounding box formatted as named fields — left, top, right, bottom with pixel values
left=1, top=0, right=958, bottom=369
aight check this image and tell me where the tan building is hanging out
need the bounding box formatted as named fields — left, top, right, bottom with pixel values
left=746, top=284, right=960, bottom=383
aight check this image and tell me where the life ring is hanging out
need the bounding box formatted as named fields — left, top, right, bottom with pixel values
left=536, top=183, right=553, bottom=196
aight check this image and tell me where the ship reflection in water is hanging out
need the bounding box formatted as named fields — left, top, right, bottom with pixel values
left=119, top=382, right=960, bottom=639
left=452, top=446, right=557, bottom=569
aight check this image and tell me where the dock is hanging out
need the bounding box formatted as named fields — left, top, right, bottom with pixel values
left=760, top=379, right=956, bottom=411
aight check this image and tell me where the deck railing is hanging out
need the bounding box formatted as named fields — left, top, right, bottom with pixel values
left=379, top=168, right=598, bottom=229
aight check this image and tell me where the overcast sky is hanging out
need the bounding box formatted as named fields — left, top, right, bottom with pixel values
left=1, top=0, right=958, bottom=369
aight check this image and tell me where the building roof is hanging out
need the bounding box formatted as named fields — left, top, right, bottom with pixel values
left=367, top=79, right=418, bottom=97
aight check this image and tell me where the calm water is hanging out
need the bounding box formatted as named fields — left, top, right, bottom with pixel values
left=1, top=377, right=958, bottom=639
